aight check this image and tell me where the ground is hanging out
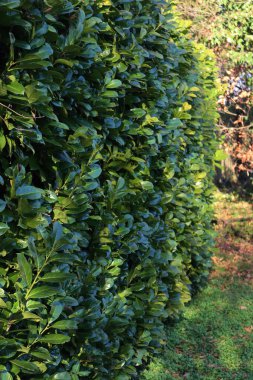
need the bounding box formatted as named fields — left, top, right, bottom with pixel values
left=142, top=190, right=253, bottom=380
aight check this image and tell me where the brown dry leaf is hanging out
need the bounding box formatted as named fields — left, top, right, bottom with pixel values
left=208, top=364, right=220, bottom=368
left=240, top=91, right=250, bottom=98
left=244, top=326, right=253, bottom=333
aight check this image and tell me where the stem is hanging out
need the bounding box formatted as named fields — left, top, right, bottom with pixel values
left=25, top=247, right=55, bottom=300
left=0, top=102, right=32, bottom=119
left=27, top=325, right=50, bottom=350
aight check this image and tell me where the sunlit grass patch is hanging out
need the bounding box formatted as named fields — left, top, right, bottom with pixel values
left=142, top=280, right=253, bottom=380
left=217, top=336, right=242, bottom=370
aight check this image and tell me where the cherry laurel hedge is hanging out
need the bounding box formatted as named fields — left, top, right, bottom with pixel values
left=0, top=0, right=217, bottom=379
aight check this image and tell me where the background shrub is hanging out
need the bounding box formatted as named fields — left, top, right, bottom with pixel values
left=177, top=0, right=253, bottom=67
left=177, top=0, right=253, bottom=193
left=210, top=0, right=253, bottom=67
left=0, top=0, right=217, bottom=378
left=210, top=0, right=253, bottom=192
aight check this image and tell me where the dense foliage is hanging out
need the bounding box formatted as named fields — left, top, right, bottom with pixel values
left=0, top=0, right=217, bottom=378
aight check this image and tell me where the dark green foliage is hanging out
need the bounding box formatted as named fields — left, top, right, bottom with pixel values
left=0, top=0, right=217, bottom=378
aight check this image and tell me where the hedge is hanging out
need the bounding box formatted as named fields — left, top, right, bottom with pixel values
left=0, top=0, right=217, bottom=379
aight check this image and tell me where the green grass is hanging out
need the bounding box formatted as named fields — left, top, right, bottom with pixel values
left=142, top=279, right=253, bottom=380
left=142, top=191, right=253, bottom=380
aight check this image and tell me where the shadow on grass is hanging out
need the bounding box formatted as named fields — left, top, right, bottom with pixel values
left=142, top=279, right=253, bottom=380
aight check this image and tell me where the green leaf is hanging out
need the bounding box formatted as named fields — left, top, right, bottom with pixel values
left=32, top=361, right=47, bottom=374
left=190, top=164, right=200, bottom=171
left=0, top=80, right=7, bottom=96
left=189, top=86, right=200, bottom=92
left=22, top=312, right=41, bottom=321
left=44, top=0, right=73, bottom=14
left=165, top=168, right=175, bottom=180
left=114, top=226, right=130, bottom=236
left=51, top=373, right=72, bottom=380
left=214, top=149, right=228, bottom=161
left=168, top=118, right=183, bottom=128
left=0, top=223, right=9, bottom=236
left=25, top=84, right=48, bottom=104
left=27, top=237, right=40, bottom=269
left=106, top=79, right=122, bottom=89
left=30, top=347, right=52, bottom=361
left=10, top=360, right=41, bottom=374
left=49, top=302, right=63, bottom=324
left=0, top=372, right=13, bottom=380
left=17, top=253, right=32, bottom=287
left=52, top=221, right=63, bottom=247
left=40, top=273, right=74, bottom=282
left=28, top=286, right=58, bottom=299
left=0, top=200, right=6, bottom=212
left=131, top=108, right=146, bottom=118
left=39, top=334, right=71, bottom=344
left=17, top=43, right=53, bottom=62
left=140, top=181, right=154, bottom=191
left=50, top=320, right=78, bottom=330
left=66, top=9, right=85, bottom=45
left=0, top=0, right=20, bottom=9
left=102, top=91, right=118, bottom=98
left=78, top=371, right=92, bottom=376
left=88, top=165, right=102, bottom=179
left=0, top=298, right=7, bottom=309
left=54, top=59, right=75, bottom=67
left=0, top=133, right=6, bottom=152
left=16, top=185, right=44, bottom=200
left=6, top=77, right=25, bottom=95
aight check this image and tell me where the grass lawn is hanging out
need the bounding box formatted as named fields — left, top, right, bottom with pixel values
left=142, top=191, right=253, bottom=380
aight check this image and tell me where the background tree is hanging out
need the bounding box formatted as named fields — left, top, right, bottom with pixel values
left=177, top=0, right=253, bottom=194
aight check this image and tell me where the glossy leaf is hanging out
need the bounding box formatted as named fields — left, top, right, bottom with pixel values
left=50, top=320, right=78, bottom=330
left=17, top=253, right=32, bottom=287
left=39, top=334, right=71, bottom=344
left=28, top=286, right=58, bottom=299
left=40, top=273, right=74, bottom=283
left=16, top=185, right=44, bottom=200
left=0, top=223, right=9, bottom=236
left=106, top=79, right=122, bottom=89
left=10, top=360, right=41, bottom=373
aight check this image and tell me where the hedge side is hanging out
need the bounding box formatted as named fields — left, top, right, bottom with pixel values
left=0, top=0, right=217, bottom=379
